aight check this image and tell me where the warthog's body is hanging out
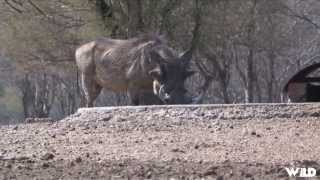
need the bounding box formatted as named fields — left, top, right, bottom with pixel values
left=76, top=34, right=200, bottom=107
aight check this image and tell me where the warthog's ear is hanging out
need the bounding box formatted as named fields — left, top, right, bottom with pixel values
left=179, top=50, right=193, bottom=66
left=148, top=66, right=162, bottom=79
left=149, top=50, right=163, bottom=63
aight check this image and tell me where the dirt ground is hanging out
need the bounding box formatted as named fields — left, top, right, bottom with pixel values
left=1, top=103, right=320, bottom=179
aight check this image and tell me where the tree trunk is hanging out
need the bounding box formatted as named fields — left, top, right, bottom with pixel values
left=268, top=51, right=275, bottom=102
left=21, top=74, right=35, bottom=118
left=246, top=47, right=255, bottom=103
left=245, top=0, right=257, bottom=103
left=126, top=0, right=144, bottom=37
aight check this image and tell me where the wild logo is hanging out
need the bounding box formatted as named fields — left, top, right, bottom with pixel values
left=285, top=167, right=317, bottom=178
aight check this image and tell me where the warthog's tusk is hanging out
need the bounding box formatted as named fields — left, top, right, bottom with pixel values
left=153, top=80, right=160, bottom=95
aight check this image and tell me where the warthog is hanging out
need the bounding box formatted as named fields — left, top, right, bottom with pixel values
left=75, top=34, right=204, bottom=107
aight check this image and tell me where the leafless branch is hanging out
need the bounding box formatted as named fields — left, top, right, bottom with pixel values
left=27, top=0, right=46, bottom=16
left=4, top=0, right=23, bottom=13
left=281, top=3, right=320, bottom=30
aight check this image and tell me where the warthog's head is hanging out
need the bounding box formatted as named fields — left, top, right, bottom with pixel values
left=147, top=47, right=204, bottom=104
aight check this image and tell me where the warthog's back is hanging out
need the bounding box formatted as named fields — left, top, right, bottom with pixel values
left=75, top=38, right=127, bottom=71
left=75, top=37, right=162, bottom=92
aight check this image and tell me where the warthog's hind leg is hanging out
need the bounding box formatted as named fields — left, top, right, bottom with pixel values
left=127, top=87, right=140, bottom=105
left=81, top=73, right=102, bottom=107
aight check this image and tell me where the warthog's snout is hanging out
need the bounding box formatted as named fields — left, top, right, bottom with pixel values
left=163, top=94, right=171, bottom=103
left=159, top=85, right=171, bottom=103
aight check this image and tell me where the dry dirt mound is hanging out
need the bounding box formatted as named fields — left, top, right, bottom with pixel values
left=1, top=103, right=320, bottom=179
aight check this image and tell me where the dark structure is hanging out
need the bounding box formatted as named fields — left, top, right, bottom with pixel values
left=283, top=63, right=320, bottom=102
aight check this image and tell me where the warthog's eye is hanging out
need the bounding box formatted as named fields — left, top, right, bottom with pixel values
left=149, top=67, right=162, bottom=79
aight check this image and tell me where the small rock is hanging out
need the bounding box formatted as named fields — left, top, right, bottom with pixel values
left=26, top=159, right=35, bottom=163
left=114, top=116, right=126, bottom=122
left=82, top=126, right=90, bottom=130
left=242, top=129, right=249, bottom=136
left=251, top=131, right=257, bottom=136
left=203, top=166, right=218, bottom=176
left=310, top=112, right=320, bottom=117
left=75, top=157, right=82, bottom=163
left=171, top=148, right=185, bottom=153
left=42, top=162, right=50, bottom=169
left=70, top=161, right=75, bottom=167
left=216, top=175, right=224, bottom=180
left=14, top=156, right=29, bottom=161
left=5, top=163, right=12, bottom=169
left=98, top=115, right=112, bottom=122
left=146, top=171, right=152, bottom=178
left=41, top=153, right=55, bottom=160
left=12, top=126, right=18, bottom=130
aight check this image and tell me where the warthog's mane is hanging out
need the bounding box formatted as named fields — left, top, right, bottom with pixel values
left=123, top=33, right=179, bottom=79
left=126, top=33, right=177, bottom=64
left=130, top=33, right=167, bottom=46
